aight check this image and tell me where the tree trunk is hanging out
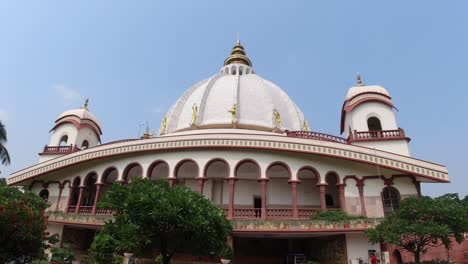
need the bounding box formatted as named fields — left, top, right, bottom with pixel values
left=414, top=250, right=421, bottom=264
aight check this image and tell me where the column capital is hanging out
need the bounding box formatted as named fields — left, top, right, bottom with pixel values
left=316, top=183, right=328, bottom=187
left=288, top=179, right=300, bottom=184
left=258, top=178, right=269, bottom=182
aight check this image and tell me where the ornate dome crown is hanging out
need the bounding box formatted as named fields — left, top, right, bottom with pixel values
left=160, top=41, right=307, bottom=135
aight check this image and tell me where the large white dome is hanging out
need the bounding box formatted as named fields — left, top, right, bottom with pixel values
left=162, top=42, right=306, bottom=134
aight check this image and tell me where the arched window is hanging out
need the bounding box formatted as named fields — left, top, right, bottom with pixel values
left=81, top=140, right=89, bottom=149
left=123, top=163, right=143, bottom=183
left=82, top=173, right=97, bottom=206
left=39, top=189, right=49, bottom=202
left=367, top=117, right=382, bottom=131
left=148, top=161, right=169, bottom=182
left=382, top=187, right=400, bottom=215
left=59, top=135, right=68, bottom=146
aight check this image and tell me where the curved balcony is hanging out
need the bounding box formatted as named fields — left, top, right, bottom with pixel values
left=285, top=131, right=348, bottom=144
left=40, top=145, right=80, bottom=155
left=349, top=128, right=410, bottom=143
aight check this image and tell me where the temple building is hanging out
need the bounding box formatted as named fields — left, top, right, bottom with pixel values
left=7, top=41, right=451, bottom=264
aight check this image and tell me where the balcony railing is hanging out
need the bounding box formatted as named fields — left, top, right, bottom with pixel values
left=285, top=131, right=348, bottom=144
left=349, top=128, right=410, bottom=143
left=40, top=145, right=80, bottom=155
left=65, top=206, right=334, bottom=220
left=286, top=129, right=410, bottom=144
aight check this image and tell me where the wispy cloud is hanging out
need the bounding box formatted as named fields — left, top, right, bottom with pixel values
left=52, top=84, right=81, bottom=106
left=0, top=109, right=8, bottom=123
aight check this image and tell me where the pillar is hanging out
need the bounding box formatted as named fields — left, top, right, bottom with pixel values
left=65, top=185, right=73, bottom=213
left=228, top=178, right=236, bottom=220
left=91, top=183, right=103, bottom=214
left=317, top=184, right=327, bottom=211
left=168, top=178, right=175, bottom=187
left=75, top=186, right=85, bottom=214
left=337, top=183, right=346, bottom=211
left=259, top=179, right=268, bottom=220
left=357, top=183, right=367, bottom=216
left=289, top=180, right=299, bottom=219
left=196, top=178, right=205, bottom=194
left=55, top=184, right=64, bottom=212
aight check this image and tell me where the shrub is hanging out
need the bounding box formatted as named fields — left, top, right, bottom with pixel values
left=155, top=255, right=174, bottom=264
left=311, top=210, right=366, bottom=222
left=50, top=247, right=75, bottom=264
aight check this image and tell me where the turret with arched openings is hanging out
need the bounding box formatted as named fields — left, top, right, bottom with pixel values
left=39, top=99, right=102, bottom=162
left=340, top=73, right=411, bottom=156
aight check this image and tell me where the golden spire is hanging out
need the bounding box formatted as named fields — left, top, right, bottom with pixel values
left=224, top=37, right=252, bottom=67
left=81, top=98, right=89, bottom=111
left=356, top=72, right=363, bottom=86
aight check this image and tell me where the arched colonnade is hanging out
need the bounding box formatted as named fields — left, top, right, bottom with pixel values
left=62, top=158, right=346, bottom=220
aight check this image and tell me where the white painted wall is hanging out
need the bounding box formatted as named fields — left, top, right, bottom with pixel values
left=344, top=102, right=398, bottom=135
left=297, top=179, right=320, bottom=206
left=346, top=233, right=381, bottom=263
left=267, top=178, right=291, bottom=206
left=354, top=140, right=410, bottom=157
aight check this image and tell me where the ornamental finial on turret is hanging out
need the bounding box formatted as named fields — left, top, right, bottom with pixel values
left=224, top=36, right=252, bottom=67
left=81, top=98, right=89, bottom=111
left=356, top=73, right=363, bottom=86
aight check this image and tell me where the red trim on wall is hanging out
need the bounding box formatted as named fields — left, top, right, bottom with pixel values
left=122, top=162, right=144, bottom=182
left=146, top=160, right=170, bottom=179
left=296, top=166, right=321, bottom=183
left=173, top=158, right=200, bottom=179
left=203, top=158, right=231, bottom=178
left=265, top=161, right=292, bottom=180
left=234, top=158, right=262, bottom=179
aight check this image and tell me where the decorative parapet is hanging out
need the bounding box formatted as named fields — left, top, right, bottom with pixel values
left=46, top=211, right=381, bottom=233
left=232, top=218, right=382, bottom=232
left=46, top=211, right=112, bottom=227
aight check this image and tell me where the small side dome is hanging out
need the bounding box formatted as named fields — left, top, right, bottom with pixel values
left=49, top=99, right=102, bottom=147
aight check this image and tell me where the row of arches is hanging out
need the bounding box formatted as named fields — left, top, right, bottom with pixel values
left=65, top=159, right=345, bottom=218
left=221, top=65, right=252, bottom=76
left=71, top=159, right=342, bottom=185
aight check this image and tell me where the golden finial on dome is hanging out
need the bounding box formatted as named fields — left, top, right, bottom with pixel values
left=224, top=36, right=252, bottom=67
left=356, top=72, right=363, bottom=86
left=81, top=98, right=89, bottom=111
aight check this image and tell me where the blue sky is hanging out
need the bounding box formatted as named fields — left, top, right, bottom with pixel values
left=0, top=1, right=466, bottom=196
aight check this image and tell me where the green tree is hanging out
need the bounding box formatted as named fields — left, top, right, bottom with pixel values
left=366, top=194, right=468, bottom=263
left=0, top=181, right=50, bottom=263
left=0, top=120, right=11, bottom=166
left=94, top=178, right=233, bottom=264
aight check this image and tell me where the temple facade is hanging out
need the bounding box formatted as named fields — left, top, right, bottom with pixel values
left=7, top=41, right=451, bottom=264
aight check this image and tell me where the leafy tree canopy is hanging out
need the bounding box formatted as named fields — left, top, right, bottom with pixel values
left=94, top=178, right=233, bottom=264
left=0, top=181, right=49, bottom=264
left=366, top=194, right=468, bottom=263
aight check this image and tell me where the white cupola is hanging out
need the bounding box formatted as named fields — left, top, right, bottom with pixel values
left=340, top=74, right=411, bottom=156
left=39, top=99, right=102, bottom=162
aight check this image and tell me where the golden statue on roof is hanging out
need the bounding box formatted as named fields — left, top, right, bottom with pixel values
left=228, top=104, right=238, bottom=123
left=303, top=120, right=309, bottom=131
left=190, top=103, right=198, bottom=126
left=273, top=109, right=281, bottom=128
left=159, top=116, right=167, bottom=135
